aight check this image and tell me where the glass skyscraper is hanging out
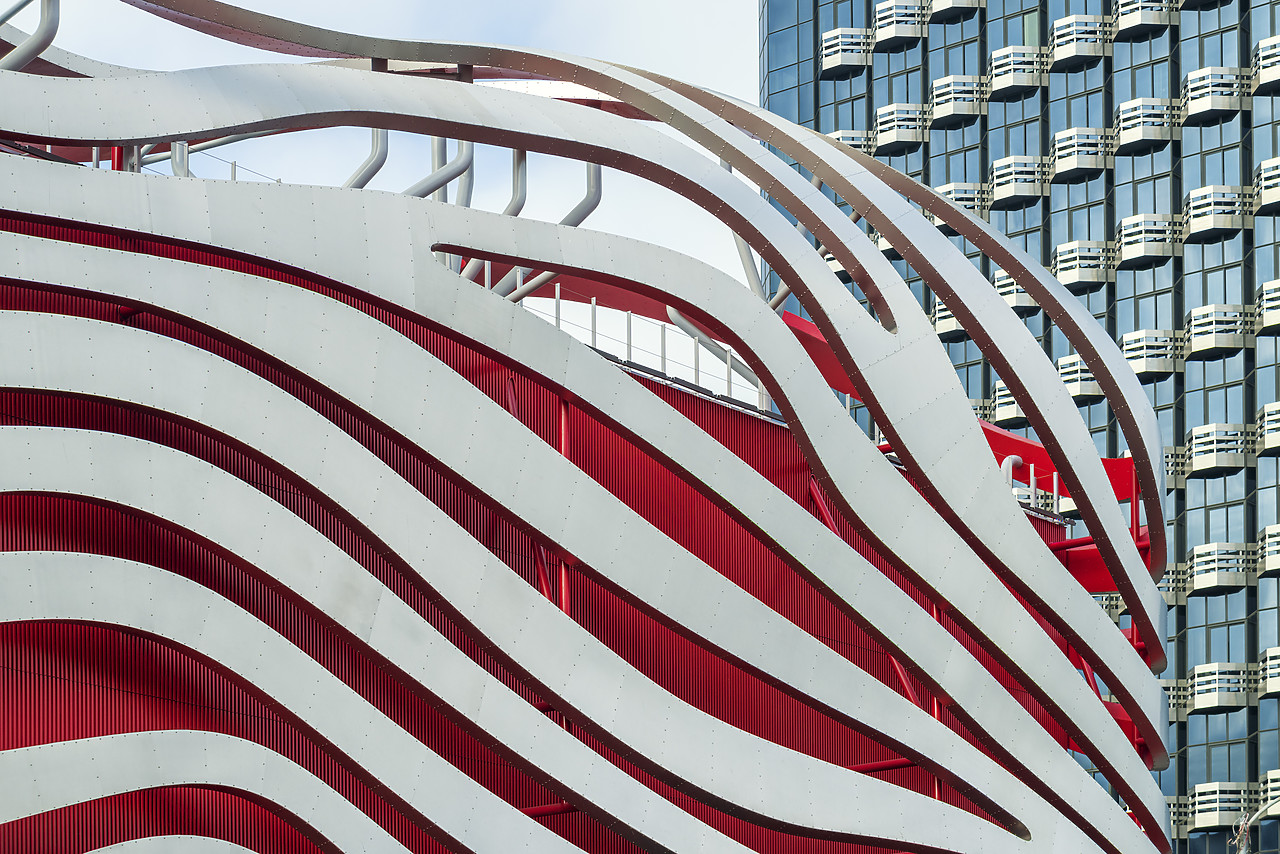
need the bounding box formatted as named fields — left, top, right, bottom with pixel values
left=761, top=0, right=1280, bottom=849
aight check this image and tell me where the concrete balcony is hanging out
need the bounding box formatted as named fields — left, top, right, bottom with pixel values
left=1260, top=525, right=1280, bottom=577
left=873, top=0, right=927, bottom=48
left=1057, top=353, right=1104, bottom=403
left=988, top=156, right=1049, bottom=209
left=1121, top=329, right=1181, bottom=379
left=930, top=0, right=981, bottom=21
left=1257, top=280, right=1280, bottom=335
left=1186, top=424, right=1254, bottom=477
left=1256, top=158, right=1280, bottom=214
left=1186, top=304, right=1253, bottom=358
left=1051, top=127, right=1112, bottom=182
left=1187, top=782, right=1258, bottom=832
left=1255, top=35, right=1280, bottom=95
left=992, top=379, right=1026, bottom=427
left=867, top=228, right=903, bottom=259
left=1117, top=214, right=1180, bottom=269
left=1112, top=0, right=1175, bottom=40
left=1052, top=241, right=1114, bottom=294
left=1159, top=561, right=1188, bottom=606
left=1183, top=186, right=1254, bottom=242
left=935, top=182, right=987, bottom=221
left=820, top=28, right=874, bottom=79
left=1182, top=67, right=1252, bottom=125
left=1114, top=98, right=1180, bottom=153
left=1188, top=542, right=1255, bottom=594
left=1166, top=446, right=1187, bottom=490
left=824, top=250, right=855, bottom=284
left=1188, top=662, right=1257, bottom=713
left=930, top=75, right=985, bottom=128
left=993, top=269, right=1039, bottom=316
left=1261, top=648, right=1280, bottom=697
left=1257, top=403, right=1280, bottom=456
left=1050, top=15, right=1112, bottom=70
left=988, top=46, right=1049, bottom=99
left=874, top=103, right=928, bottom=154
left=931, top=299, right=966, bottom=341
left=827, top=129, right=875, bottom=153
left=969, top=398, right=992, bottom=420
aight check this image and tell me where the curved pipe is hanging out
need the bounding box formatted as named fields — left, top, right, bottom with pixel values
left=719, top=159, right=764, bottom=300
left=461, top=148, right=525, bottom=281
left=666, top=306, right=761, bottom=389
left=0, top=0, right=35, bottom=28
left=1001, top=455, right=1024, bottom=487
left=141, top=131, right=270, bottom=165
left=0, top=0, right=57, bottom=71
left=341, top=127, right=387, bottom=189
left=501, top=161, right=601, bottom=299
left=404, top=137, right=472, bottom=199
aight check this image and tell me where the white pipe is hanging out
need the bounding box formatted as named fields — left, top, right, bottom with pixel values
left=342, top=127, right=388, bottom=189
left=461, top=149, right=526, bottom=282
left=666, top=307, right=762, bottom=388
left=141, top=132, right=268, bottom=166
left=0, top=0, right=35, bottom=28
left=403, top=138, right=473, bottom=199
left=1000, top=455, right=1023, bottom=487
left=171, top=141, right=193, bottom=178
left=500, top=162, right=602, bottom=299
left=719, top=159, right=765, bottom=299
left=0, top=0, right=56, bottom=71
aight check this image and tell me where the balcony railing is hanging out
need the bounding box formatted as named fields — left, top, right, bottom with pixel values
left=992, top=379, right=1026, bottom=427
left=1256, top=35, right=1280, bottom=95
left=1258, top=403, right=1280, bottom=456
left=1185, top=303, right=1254, bottom=359
left=1187, top=542, right=1257, bottom=592
left=993, top=269, right=1039, bottom=316
left=1256, top=158, right=1280, bottom=214
left=1112, top=0, right=1175, bottom=39
left=931, top=299, right=965, bottom=341
left=989, top=155, right=1049, bottom=208
left=1058, top=353, right=1104, bottom=402
left=1166, top=446, right=1187, bottom=490
left=988, top=46, right=1049, bottom=98
left=1186, top=424, right=1254, bottom=477
left=1052, top=127, right=1112, bottom=181
left=875, top=103, right=928, bottom=154
left=827, top=129, right=875, bottom=152
left=1183, top=185, right=1254, bottom=242
left=1121, top=329, right=1181, bottom=379
left=1260, top=525, right=1280, bottom=577
left=1114, top=98, right=1181, bottom=153
left=874, top=0, right=928, bottom=48
left=1050, top=15, right=1111, bottom=70
left=1052, top=241, right=1114, bottom=293
left=1188, top=662, right=1257, bottom=713
left=1160, top=560, right=1189, bottom=605
left=1188, top=782, right=1259, bottom=832
left=820, top=28, right=875, bottom=79
left=930, top=75, right=986, bottom=127
left=1258, top=280, right=1280, bottom=334
left=1261, top=648, right=1280, bottom=698
left=1117, top=214, right=1180, bottom=269
left=935, top=182, right=987, bottom=215
left=1182, top=67, right=1252, bottom=124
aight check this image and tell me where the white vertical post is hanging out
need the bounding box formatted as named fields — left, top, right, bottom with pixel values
left=693, top=342, right=700, bottom=387
left=484, top=260, right=491, bottom=289
left=91, top=147, right=99, bottom=168
left=230, top=160, right=237, bottom=181
left=846, top=393, right=852, bottom=414
left=660, top=324, right=667, bottom=375
left=726, top=350, right=733, bottom=396
left=590, top=297, right=597, bottom=349
left=626, top=311, right=633, bottom=362
left=555, top=282, right=561, bottom=329
left=515, top=268, right=524, bottom=301
left=1029, top=462, right=1037, bottom=508
left=1052, top=472, right=1061, bottom=515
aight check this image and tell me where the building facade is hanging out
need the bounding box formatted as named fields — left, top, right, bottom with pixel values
left=0, top=2, right=1170, bottom=853
left=760, top=0, right=1280, bottom=848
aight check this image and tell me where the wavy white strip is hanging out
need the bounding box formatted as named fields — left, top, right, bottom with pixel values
left=0, top=727, right=412, bottom=854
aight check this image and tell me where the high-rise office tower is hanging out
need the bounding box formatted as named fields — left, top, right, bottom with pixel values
left=762, top=0, right=1280, bottom=850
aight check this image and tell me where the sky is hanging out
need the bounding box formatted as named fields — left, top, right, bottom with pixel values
left=9, top=0, right=761, bottom=282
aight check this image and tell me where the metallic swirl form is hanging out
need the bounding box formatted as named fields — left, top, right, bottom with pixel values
left=0, top=5, right=1169, bottom=854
